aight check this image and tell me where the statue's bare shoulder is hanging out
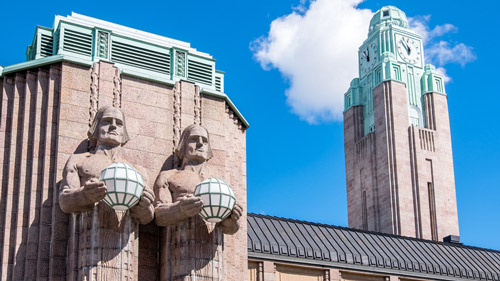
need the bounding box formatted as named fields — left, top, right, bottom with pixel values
left=65, top=152, right=91, bottom=168
left=62, top=152, right=92, bottom=181
left=154, top=169, right=179, bottom=203
left=155, top=169, right=179, bottom=186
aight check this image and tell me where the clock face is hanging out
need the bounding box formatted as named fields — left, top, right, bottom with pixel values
left=397, top=36, right=421, bottom=65
left=359, top=42, right=378, bottom=76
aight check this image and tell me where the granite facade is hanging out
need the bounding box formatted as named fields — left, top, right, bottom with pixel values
left=344, top=80, right=459, bottom=241
left=0, top=60, right=247, bottom=280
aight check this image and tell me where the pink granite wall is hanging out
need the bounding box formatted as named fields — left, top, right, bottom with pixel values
left=344, top=106, right=381, bottom=232
left=0, top=65, right=63, bottom=280
left=422, top=92, right=459, bottom=240
left=344, top=80, right=459, bottom=241
left=0, top=60, right=248, bottom=280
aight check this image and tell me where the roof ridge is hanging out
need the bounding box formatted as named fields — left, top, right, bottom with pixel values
left=247, top=212, right=500, bottom=254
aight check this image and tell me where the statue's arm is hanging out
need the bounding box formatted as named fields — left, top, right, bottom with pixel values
left=154, top=172, right=203, bottom=226
left=130, top=167, right=154, bottom=224
left=59, top=155, right=101, bottom=213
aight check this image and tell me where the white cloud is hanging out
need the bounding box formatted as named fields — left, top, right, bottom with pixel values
left=409, top=16, right=476, bottom=68
left=426, top=41, right=476, bottom=67
left=409, top=16, right=457, bottom=44
left=435, top=67, right=451, bottom=83
left=251, top=0, right=372, bottom=123
left=252, top=2, right=475, bottom=123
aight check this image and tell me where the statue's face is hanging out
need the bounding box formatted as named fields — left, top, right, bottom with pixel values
left=185, top=126, right=209, bottom=162
left=97, top=107, right=124, bottom=146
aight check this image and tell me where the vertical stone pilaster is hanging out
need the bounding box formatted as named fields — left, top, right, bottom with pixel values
left=329, top=268, right=340, bottom=281
left=179, top=80, right=197, bottom=131
left=258, top=262, right=264, bottom=281
left=45, top=64, right=62, bottom=279
left=344, top=106, right=360, bottom=229
left=96, top=61, right=116, bottom=108
left=262, top=261, right=276, bottom=281
left=408, top=125, right=422, bottom=238
left=427, top=92, right=459, bottom=239
left=372, top=80, right=415, bottom=237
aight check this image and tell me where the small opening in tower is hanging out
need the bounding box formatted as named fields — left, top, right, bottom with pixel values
left=383, top=10, right=389, bottom=17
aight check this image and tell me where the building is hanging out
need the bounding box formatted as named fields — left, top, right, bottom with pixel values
left=343, top=6, right=459, bottom=241
left=0, top=13, right=248, bottom=280
left=247, top=213, right=500, bottom=281
left=1, top=8, right=498, bottom=281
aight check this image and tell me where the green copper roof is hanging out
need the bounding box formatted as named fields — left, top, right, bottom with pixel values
left=346, top=6, right=446, bottom=134
left=368, top=6, right=409, bottom=35
left=1, top=12, right=248, bottom=128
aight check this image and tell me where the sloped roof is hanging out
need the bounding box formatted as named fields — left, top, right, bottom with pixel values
left=247, top=213, right=500, bottom=281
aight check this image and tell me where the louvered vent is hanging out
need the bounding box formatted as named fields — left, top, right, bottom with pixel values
left=63, top=29, right=92, bottom=56
left=188, top=60, right=212, bottom=85
left=112, top=41, right=170, bottom=75
left=40, top=34, right=53, bottom=57
left=215, top=76, right=221, bottom=92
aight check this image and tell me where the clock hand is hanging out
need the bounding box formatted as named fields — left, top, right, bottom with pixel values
left=400, top=39, right=411, bottom=55
left=405, top=38, right=412, bottom=54
left=362, top=50, right=369, bottom=62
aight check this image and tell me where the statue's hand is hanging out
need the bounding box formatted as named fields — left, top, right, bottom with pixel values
left=82, top=178, right=107, bottom=203
left=228, top=203, right=243, bottom=222
left=136, top=189, right=154, bottom=209
left=130, top=189, right=154, bottom=224
left=218, top=203, right=242, bottom=235
left=178, top=194, right=203, bottom=217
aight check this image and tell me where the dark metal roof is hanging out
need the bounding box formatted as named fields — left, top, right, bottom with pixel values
left=247, top=213, right=500, bottom=281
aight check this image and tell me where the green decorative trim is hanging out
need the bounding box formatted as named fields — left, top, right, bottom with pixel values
left=368, top=6, right=410, bottom=36
left=214, top=72, right=224, bottom=92
left=421, top=64, right=446, bottom=95
left=2, top=11, right=249, bottom=129
left=175, top=50, right=186, bottom=77
left=96, top=30, right=110, bottom=60
left=1, top=54, right=90, bottom=75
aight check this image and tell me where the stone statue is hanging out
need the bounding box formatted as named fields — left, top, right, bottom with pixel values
left=154, top=124, right=242, bottom=280
left=59, top=106, right=154, bottom=280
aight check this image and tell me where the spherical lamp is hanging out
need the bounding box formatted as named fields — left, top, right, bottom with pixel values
left=194, top=178, right=236, bottom=223
left=99, top=162, right=144, bottom=210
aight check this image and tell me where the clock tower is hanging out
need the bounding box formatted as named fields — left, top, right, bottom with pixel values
left=343, top=6, right=459, bottom=241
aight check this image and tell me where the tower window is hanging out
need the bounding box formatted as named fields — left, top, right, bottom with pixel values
left=428, top=182, right=438, bottom=241
left=362, top=191, right=368, bottom=231
left=383, top=10, right=389, bottom=17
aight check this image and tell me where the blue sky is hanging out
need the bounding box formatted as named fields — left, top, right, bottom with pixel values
left=2, top=0, right=499, bottom=250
